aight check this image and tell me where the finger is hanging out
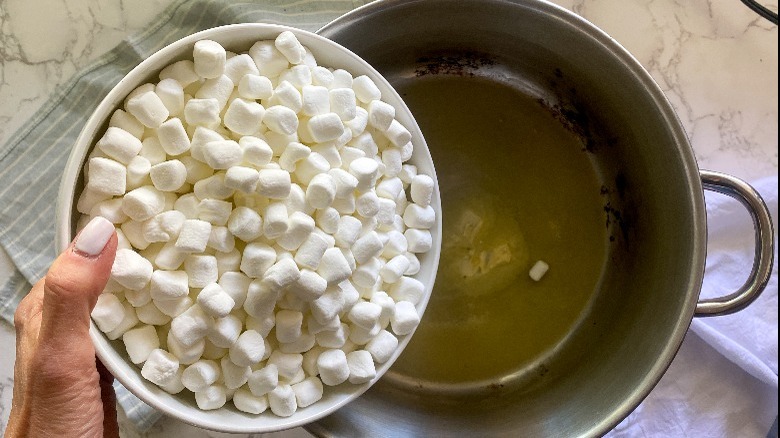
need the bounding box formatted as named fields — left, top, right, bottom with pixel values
left=97, top=358, right=119, bottom=438
left=10, top=278, right=45, bottom=424
left=38, top=216, right=117, bottom=347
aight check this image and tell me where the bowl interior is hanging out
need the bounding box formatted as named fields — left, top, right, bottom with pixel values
left=56, top=24, right=441, bottom=433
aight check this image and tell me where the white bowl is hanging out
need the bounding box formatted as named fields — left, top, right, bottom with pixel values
left=55, top=23, right=441, bottom=434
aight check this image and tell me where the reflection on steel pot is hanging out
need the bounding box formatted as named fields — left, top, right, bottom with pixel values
left=311, top=0, right=775, bottom=436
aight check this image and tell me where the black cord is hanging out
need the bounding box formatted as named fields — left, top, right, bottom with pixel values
left=740, top=0, right=779, bottom=25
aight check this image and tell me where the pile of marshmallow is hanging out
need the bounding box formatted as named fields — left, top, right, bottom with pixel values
left=81, top=31, right=436, bottom=417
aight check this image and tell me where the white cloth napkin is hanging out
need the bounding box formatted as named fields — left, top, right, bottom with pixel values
left=608, top=175, right=778, bottom=438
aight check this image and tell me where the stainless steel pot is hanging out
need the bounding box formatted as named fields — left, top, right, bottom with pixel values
left=309, top=0, right=776, bottom=436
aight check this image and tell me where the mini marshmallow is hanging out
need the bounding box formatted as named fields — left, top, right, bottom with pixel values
left=376, top=177, right=403, bottom=199
left=248, top=364, right=279, bottom=396
left=399, top=140, right=414, bottom=162
left=217, top=272, right=250, bottom=308
left=224, top=98, right=265, bottom=135
left=397, top=227, right=429, bottom=253
left=197, top=283, right=235, bottom=317
left=217, top=248, right=242, bottom=275
left=90, top=198, right=128, bottom=224
left=154, top=296, right=193, bottom=318
left=275, top=31, right=305, bottom=64
left=331, top=69, right=353, bottom=89
left=346, top=106, right=369, bottom=137
left=367, top=100, right=395, bottom=131
left=184, top=255, right=219, bottom=288
left=365, top=329, right=398, bottom=364
left=267, top=351, right=303, bottom=381
left=240, top=243, right=277, bottom=278
left=150, top=159, right=187, bottom=192
left=238, top=136, right=272, bottom=168
left=285, top=183, right=311, bottom=215
left=208, top=226, right=235, bottom=252
left=77, top=188, right=111, bottom=215
left=264, top=258, right=301, bottom=292
left=233, top=388, right=268, bottom=414
left=347, top=350, right=376, bottom=384
left=224, top=166, right=259, bottom=193
left=376, top=198, right=397, bottom=226
left=137, top=300, right=172, bottom=325
left=350, top=132, right=378, bottom=157
left=229, top=329, right=265, bottom=367
left=244, top=314, right=275, bottom=339
left=326, top=87, right=356, bottom=121
left=307, top=113, right=344, bottom=143
left=141, top=349, right=180, bottom=386
left=198, top=199, right=232, bottom=226
left=315, top=323, right=349, bottom=349
left=356, top=191, right=380, bottom=218
left=352, top=257, right=382, bottom=289
left=275, top=309, right=304, bottom=344
left=256, top=168, right=292, bottom=199
left=193, top=173, right=235, bottom=200
left=301, top=85, right=330, bottom=116
left=388, top=276, right=425, bottom=305
left=370, top=291, right=395, bottom=329
left=182, top=360, right=221, bottom=392
left=263, top=202, right=289, bottom=239
left=268, top=385, right=297, bottom=417
left=217, top=355, right=249, bottom=390
left=314, top=209, right=339, bottom=235
left=380, top=254, right=411, bottom=284
left=122, top=185, right=165, bottom=221
left=310, top=66, right=334, bottom=87
left=155, top=78, right=185, bottom=117
left=126, top=155, right=151, bottom=190
left=292, top=376, right=324, bottom=408
left=349, top=157, right=379, bottom=193
left=306, top=173, right=336, bottom=210
left=279, top=331, right=316, bottom=354
left=120, top=220, right=150, bottom=250
left=352, top=75, right=381, bottom=103
left=351, top=231, right=383, bottom=265
left=125, top=83, right=155, bottom=105
left=382, top=147, right=402, bottom=177
left=88, top=157, right=127, bottom=196
left=263, top=105, right=299, bottom=135
left=334, top=216, right=362, bottom=248
left=149, top=270, right=189, bottom=301
left=277, top=211, right=315, bottom=251
left=109, top=109, right=145, bottom=140
left=154, top=241, right=187, bottom=270
left=385, top=119, right=412, bottom=147
left=309, top=286, right=345, bottom=325
left=317, top=247, right=352, bottom=285
left=348, top=301, right=382, bottom=330
left=175, top=219, right=212, bottom=253
left=126, top=91, right=169, bottom=128
left=106, top=301, right=139, bottom=340
left=111, top=249, right=153, bottom=291
left=410, top=174, right=434, bottom=207
left=285, top=269, right=326, bottom=302
left=184, top=98, right=221, bottom=128
left=227, top=207, right=263, bottom=242
left=223, top=53, right=260, bottom=83
left=195, top=385, right=227, bottom=410
left=190, top=126, right=223, bottom=162
left=301, top=345, right=325, bottom=375
left=529, top=260, right=550, bottom=281
left=159, top=60, right=199, bottom=87
left=294, top=232, right=330, bottom=270
left=97, top=127, right=143, bottom=164
left=403, top=203, right=436, bottom=229
left=399, top=163, right=417, bottom=185
left=193, top=40, right=226, bottom=79
left=91, top=293, right=125, bottom=332
left=156, top=118, right=191, bottom=156
left=295, top=152, right=330, bottom=185
left=311, top=143, right=342, bottom=168
left=170, top=304, right=212, bottom=347
left=317, top=349, right=349, bottom=386
left=340, top=146, right=366, bottom=170
left=391, top=300, right=421, bottom=335
left=280, top=65, right=312, bottom=88
left=238, top=74, right=273, bottom=100
left=202, top=140, right=243, bottom=170
left=278, top=142, right=311, bottom=171
left=124, top=282, right=151, bottom=306
left=249, top=40, right=288, bottom=78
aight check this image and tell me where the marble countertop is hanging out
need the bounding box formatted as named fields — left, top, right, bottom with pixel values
left=0, top=0, right=776, bottom=437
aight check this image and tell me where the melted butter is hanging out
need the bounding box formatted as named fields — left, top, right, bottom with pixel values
left=391, top=75, right=607, bottom=384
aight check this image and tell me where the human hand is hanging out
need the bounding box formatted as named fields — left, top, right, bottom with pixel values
left=6, top=217, right=120, bottom=438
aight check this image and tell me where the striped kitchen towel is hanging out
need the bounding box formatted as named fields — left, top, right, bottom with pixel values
left=0, top=0, right=367, bottom=431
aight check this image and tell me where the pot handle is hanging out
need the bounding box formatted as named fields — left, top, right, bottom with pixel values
left=695, top=170, right=775, bottom=317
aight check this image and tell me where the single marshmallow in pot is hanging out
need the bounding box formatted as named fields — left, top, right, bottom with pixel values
left=278, top=142, right=311, bottom=172
left=229, top=329, right=265, bottom=367
left=294, top=232, right=330, bottom=270
left=223, top=53, right=259, bottom=84
left=184, top=98, right=221, bottom=128
left=346, top=350, right=376, bottom=384
left=196, top=283, right=235, bottom=318
left=263, top=202, right=289, bottom=239
left=149, top=270, right=189, bottom=301
left=388, top=276, right=425, bottom=305
left=111, top=249, right=153, bottom=291
left=349, top=157, right=379, bottom=193
left=195, top=385, right=228, bottom=411
left=280, top=65, right=313, bottom=89
left=365, top=329, right=398, bottom=364
left=87, top=157, right=127, bottom=196
left=403, top=203, right=436, bottom=229
left=155, top=78, right=185, bottom=117
left=170, top=304, right=212, bottom=347
left=256, top=168, right=292, bottom=199
left=307, top=113, right=344, bottom=143
left=263, top=258, right=301, bottom=292
left=141, top=349, right=180, bottom=387
left=268, top=384, right=297, bottom=417
left=317, top=349, right=349, bottom=386
left=404, top=228, right=432, bottom=253
left=150, top=159, right=187, bottom=192
left=159, top=60, right=199, bottom=87
left=221, top=355, right=251, bottom=389
left=306, top=173, right=336, bottom=210
left=238, top=74, right=273, bottom=100
left=106, top=301, right=139, bottom=340
left=352, top=75, right=381, bottom=103
left=329, top=88, right=357, bottom=121
left=202, top=140, right=243, bottom=170
left=136, top=302, right=171, bottom=326
left=301, top=85, right=330, bottom=116
left=269, top=81, right=302, bottom=113
left=233, top=388, right=268, bottom=414
left=156, top=118, right=191, bottom=156
left=96, top=127, right=143, bottom=164
left=391, top=300, right=421, bottom=335
left=277, top=211, right=315, bottom=251
left=224, top=166, right=260, bottom=193
left=198, top=199, right=232, bottom=226
left=227, top=207, right=263, bottom=242
left=248, top=364, right=279, bottom=396
left=276, top=310, right=304, bottom=344
left=122, top=185, right=165, bottom=222
left=224, top=98, right=265, bottom=136
left=184, top=255, right=218, bottom=288
left=109, top=109, right=145, bottom=140
left=240, top=242, right=277, bottom=279
left=91, top=294, right=125, bottom=333
left=181, top=360, right=221, bottom=392
left=126, top=91, right=169, bottom=128
left=315, top=323, right=349, bottom=349
left=193, top=40, right=226, bottom=79
left=292, top=376, right=324, bottom=408
left=175, top=219, right=212, bottom=253
left=267, top=350, right=304, bottom=382
left=249, top=40, right=288, bottom=78
left=275, top=31, right=306, bottom=64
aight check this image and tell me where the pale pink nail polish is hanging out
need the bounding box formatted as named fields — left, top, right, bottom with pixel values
left=74, top=217, right=116, bottom=256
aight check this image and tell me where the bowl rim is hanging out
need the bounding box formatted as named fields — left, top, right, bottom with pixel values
left=55, top=22, right=442, bottom=433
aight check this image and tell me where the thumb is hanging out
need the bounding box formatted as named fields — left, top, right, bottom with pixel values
left=38, top=216, right=118, bottom=346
